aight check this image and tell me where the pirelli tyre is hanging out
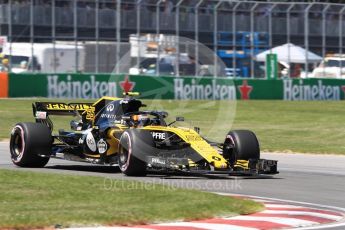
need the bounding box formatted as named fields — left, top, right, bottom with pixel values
left=223, top=130, right=260, bottom=165
left=118, top=129, right=154, bottom=176
left=10, top=122, right=52, bottom=167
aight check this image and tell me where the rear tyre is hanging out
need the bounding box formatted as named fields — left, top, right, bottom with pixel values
left=223, top=130, right=260, bottom=165
left=10, top=122, right=52, bottom=167
left=118, top=129, right=154, bottom=176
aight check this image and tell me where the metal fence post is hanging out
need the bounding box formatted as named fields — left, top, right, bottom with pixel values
left=322, top=5, right=330, bottom=60
left=267, top=3, right=278, bottom=79
left=95, top=0, right=100, bottom=73
left=322, top=4, right=331, bottom=77
left=268, top=4, right=277, bottom=53
left=156, top=0, right=163, bottom=76
left=73, top=0, right=78, bottom=73
left=250, top=2, right=259, bottom=79
left=136, top=0, right=143, bottom=70
left=304, top=3, right=314, bottom=78
left=30, top=0, right=34, bottom=73
left=8, top=0, right=12, bottom=72
left=52, top=0, right=56, bottom=73
left=194, top=0, right=203, bottom=77
left=286, top=3, right=295, bottom=78
left=116, top=0, right=121, bottom=74
left=213, top=1, right=222, bottom=78
left=339, top=6, right=345, bottom=77
left=175, top=0, right=184, bottom=77
left=232, top=2, right=241, bottom=78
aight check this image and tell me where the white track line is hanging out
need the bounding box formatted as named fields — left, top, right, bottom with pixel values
left=225, top=216, right=317, bottom=227
left=261, top=210, right=342, bottom=221
left=265, top=204, right=306, bottom=208
left=250, top=199, right=277, bottom=203
left=158, top=222, right=258, bottom=230
left=65, top=228, right=155, bottom=230
left=292, top=220, right=345, bottom=230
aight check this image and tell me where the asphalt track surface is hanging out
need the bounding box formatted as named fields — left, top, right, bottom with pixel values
left=1, top=142, right=344, bottom=229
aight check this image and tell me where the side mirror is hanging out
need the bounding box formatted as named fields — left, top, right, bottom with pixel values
left=176, top=116, right=184, bottom=122
left=167, top=116, right=185, bottom=126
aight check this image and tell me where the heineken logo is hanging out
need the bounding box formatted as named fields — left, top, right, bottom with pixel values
left=174, top=79, right=236, bottom=100
left=48, top=75, right=117, bottom=99
left=284, top=79, right=345, bottom=101
left=43, top=74, right=345, bottom=101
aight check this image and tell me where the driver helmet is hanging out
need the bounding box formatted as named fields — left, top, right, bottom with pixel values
left=137, top=115, right=151, bottom=127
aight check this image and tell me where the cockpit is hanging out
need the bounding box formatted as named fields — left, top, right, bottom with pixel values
left=121, top=112, right=166, bottom=128
left=95, top=98, right=167, bottom=129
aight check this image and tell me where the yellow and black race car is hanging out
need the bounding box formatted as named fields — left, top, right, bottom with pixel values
left=9, top=93, right=278, bottom=176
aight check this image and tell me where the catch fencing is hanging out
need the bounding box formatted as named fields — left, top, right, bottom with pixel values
left=0, top=1, right=345, bottom=78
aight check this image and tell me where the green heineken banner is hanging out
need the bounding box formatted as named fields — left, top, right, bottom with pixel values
left=7, top=73, right=345, bottom=101
left=266, top=53, right=278, bottom=79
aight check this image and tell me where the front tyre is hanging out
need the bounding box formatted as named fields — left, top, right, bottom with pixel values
left=223, top=130, right=260, bottom=166
left=118, top=130, right=154, bottom=176
left=10, top=122, right=52, bottom=167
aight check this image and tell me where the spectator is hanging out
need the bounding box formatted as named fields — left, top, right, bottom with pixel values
left=1, top=59, right=10, bottom=72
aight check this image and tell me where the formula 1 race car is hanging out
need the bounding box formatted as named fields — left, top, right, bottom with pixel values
left=9, top=93, right=278, bottom=176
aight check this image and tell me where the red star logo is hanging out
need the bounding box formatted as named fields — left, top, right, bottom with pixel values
left=238, top=80, right=253, bottom=100
left=119, top=75, right=135, bottom=93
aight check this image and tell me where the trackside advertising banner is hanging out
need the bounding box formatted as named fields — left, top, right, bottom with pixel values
left=7, top=73, right=345, bottom=100
left=0, top=72, right=9, bottom=98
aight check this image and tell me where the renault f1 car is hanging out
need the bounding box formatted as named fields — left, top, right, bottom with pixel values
left=9, top=94, right=278, bottom=176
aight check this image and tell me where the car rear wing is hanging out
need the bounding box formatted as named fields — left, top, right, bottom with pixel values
left=32, top=102, right=94, bottom=117
left=32, top=102, right=95, bottom=131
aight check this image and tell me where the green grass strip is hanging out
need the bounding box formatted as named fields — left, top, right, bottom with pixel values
left=0, top=169, right=261, bottom=228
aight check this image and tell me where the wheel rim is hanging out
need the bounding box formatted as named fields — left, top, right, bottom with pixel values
left=224, top=134, right=237, bottom=165
left=10, top=126, right=25, bottom=162
left=13, top=134, right=23, bottom=156
left=119, top=144, right=129, bottom=165
left=119, top=132, right=131, bottom=171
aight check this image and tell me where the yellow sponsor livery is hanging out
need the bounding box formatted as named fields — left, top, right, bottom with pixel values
left=142, top=126, right=229, bottom=169
left=85, top=107, right=96, bottom=121
left=46, top=103, right=92, bottom=111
